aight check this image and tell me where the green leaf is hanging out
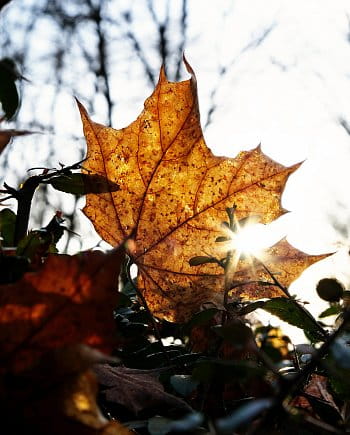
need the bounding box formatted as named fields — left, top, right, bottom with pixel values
left=16, top=231, right=43, bottom=259
left=0, top=208, right=16, bottom=246
left=319, top=305, right=342, bottom=318
left=189, top=256, right=219, bottom=266
left=0, top=58, right=20, bottom=120
left=260, top=298, right=325, bottom=342
left=215, top=398, right=274, bottom=434
left=212, top=321, right=253, bottom=346
left=184, top=307, right=220, bottom=333
left=237, top=300, right=266, bottom=315
left=215, top=236, right=231, bottom=242
left=170, top=375, right=199, bottom=397
left=49, top=173, right=120, bottom=195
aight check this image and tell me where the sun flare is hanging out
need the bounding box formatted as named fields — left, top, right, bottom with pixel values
left=232, top=223, right=272, bottom=259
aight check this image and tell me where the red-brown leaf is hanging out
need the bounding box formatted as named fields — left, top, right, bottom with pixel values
left=0, top=247, right=124, bottom=373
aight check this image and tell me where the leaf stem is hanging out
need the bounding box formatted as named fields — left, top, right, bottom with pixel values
left=0, top=159, right=86, bottom=246
left=126, top=256, right=171, bottom=364
left=13, top=176, right=41, bottom=244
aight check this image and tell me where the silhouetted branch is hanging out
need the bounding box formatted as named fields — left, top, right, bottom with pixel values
left=204, top=22, right=277, bottom=128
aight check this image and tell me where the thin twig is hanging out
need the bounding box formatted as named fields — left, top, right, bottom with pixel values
left=260, top=262, right=328, bottom=340
left=249, top=309, right=350, bottom=434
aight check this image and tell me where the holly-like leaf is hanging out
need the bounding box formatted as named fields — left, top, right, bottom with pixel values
left=78, top=61, right=326, bottom=321
left=0, top=246, right=125, bottom=373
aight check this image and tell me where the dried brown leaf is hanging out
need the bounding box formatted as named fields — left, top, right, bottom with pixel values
left=0, top=129, right=33, bottom=153
left=0, top=247, right=125, bottom=373
left=0, top=345, right=131, bottom=435
left=94, top=364, right=192, bottom=415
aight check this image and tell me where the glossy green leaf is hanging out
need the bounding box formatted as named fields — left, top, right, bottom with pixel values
left=0, top=208, right=16, bottom=246
left=170, top=374, right=199, bottom=397
left=215, top=236, right=231, bottom=243
left=213, top=321, right=253, bottom=346
left=319, top=305, right=342, bottom=318
left=260, top=298, right=326, bottom=342
left=0, top=58, right=20, bottom=120
left=184, top=307, right=220, bottom=334
left=49, top=173, right=119, bottom=195
left=188, top=256, right=219, bottom=267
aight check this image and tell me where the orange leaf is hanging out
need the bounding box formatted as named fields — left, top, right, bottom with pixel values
left=78, top=61, right=324, bottom=321
left=229, top=238, right=330, bottom=300
left=0, top=247, right=124, bottom=373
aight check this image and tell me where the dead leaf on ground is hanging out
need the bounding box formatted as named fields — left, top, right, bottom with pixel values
left=0, top=246, right=125, bottom=373
left=94, top=364, right=192, bottom=415
left=0, top=345, right=132, bottom=435
left=79, top=59, right=328, bottom=321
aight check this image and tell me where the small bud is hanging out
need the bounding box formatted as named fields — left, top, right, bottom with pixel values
left=316, top=278, right=344, bottom=302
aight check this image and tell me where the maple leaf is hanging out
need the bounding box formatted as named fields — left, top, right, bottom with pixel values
left=228, top=238, right=330, bottom=299
left=78, top=60, right=326, bottom=321
left=0, top=247, right=124, bottom=373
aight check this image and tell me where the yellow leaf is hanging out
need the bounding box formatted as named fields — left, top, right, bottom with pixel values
left=78, top=61, right=326, bottom=321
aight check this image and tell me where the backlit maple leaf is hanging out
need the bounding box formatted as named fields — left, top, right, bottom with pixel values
left=78, top=60, right=326, bottom=321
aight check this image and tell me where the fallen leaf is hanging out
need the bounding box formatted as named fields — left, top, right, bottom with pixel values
left=94, top=363, right=192, bottom=415
left=78, top=60, right=326, bottom=321
left=0, top=345, right=132, bottom=435
left=0, top=246, right=125, bottom=373
left=0, top=129, right=33, bottom=153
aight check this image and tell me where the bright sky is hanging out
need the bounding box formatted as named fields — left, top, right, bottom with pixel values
left=2, top=0, right=350, bottom=335
left=187, top=0, right=350, bottom=335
